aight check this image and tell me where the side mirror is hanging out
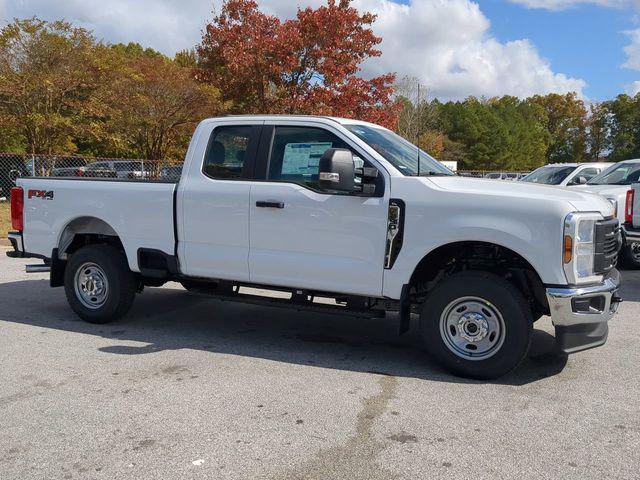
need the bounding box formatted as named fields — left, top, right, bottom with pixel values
left=576, top=176, right=588, bottom=185
left=318, top=148, right=355, bottom=193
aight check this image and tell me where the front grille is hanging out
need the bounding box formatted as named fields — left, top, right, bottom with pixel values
left=594, top=218, right=620, bottom=275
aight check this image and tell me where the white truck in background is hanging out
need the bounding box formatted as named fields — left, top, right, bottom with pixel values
left=6, top=115, right=622, bottom=379
left=574, top=160, right=640, bottom=268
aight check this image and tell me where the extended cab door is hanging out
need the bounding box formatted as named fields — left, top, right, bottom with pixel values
left=248, top=122, right=389, bottom=296
left=179, top=121, right=262, bottom=282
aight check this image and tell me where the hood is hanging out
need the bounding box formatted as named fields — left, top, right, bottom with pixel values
left=574, top=184, right=630, bottom=222
left=427, top=177, right=615, bottom=217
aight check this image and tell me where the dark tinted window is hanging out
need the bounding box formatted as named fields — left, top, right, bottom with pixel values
left=588, top=163, right=640, bottom=185
left=204, top=126, right=253, bottom=179
left=267, top=126, right=361, bottom=186
left=521, top=166, right=577, bottom=185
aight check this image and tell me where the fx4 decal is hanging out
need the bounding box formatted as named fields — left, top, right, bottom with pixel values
left=28, top=189, right=54, bottom=200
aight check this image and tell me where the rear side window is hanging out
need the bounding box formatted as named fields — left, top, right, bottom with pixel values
left=267, top=126, right=360, bottom=186
left=204, top=126, right=255, bottom=179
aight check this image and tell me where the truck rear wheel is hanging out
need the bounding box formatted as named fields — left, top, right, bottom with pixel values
left=64, top=245, right=137, bottom=324
left=419, top=271, right=533, bottom=380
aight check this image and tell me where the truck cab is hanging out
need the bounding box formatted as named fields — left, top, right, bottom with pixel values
left=6, top=116, right=622, bottom=379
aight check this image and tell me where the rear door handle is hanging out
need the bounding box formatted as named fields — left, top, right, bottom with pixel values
left=256, top=201, right=285, bottom=209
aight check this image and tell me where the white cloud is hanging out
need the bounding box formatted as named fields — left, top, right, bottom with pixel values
left=624, top=28, right=640, bottom=70
left=351, top=0, right=585, bottom=100
left=0, top=0, right=213, bottom=54
left=507, top=0, right=636, bottom=10
left=0, top=0, right=586, bottom=100
left=625, top=80, right=640, bottom=94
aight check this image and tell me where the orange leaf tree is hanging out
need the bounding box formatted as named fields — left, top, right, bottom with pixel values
left=197, top=0, right=400, bottom=129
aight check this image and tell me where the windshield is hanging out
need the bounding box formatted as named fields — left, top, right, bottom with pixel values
left=521, top=165, right=577, bottom=185
left=587, top=162, right=640, bottom=185
left=344, top=124, right=453, bottom=176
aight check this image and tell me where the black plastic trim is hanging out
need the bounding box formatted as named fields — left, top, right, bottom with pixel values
left=50, top=248, right=66, bottom=287
left=137, top=248, right=179, bottom=278
left=386, top=198, right=405, bottom=269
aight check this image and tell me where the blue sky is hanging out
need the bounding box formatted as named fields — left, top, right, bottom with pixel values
left=1, top=0, right=639, bottom=101
left=479, top=0, right=635, bottom=100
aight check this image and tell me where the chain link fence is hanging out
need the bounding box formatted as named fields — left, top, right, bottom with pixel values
left=0, top=153, right=535, bottom=200
left=0, top=153, right=183, bottom=199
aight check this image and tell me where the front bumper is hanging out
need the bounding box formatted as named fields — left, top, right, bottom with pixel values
left=546, top=270, right=621, bottom=354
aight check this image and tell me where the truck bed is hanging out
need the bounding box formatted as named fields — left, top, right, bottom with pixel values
left=17, top=177, right=177, bottom=273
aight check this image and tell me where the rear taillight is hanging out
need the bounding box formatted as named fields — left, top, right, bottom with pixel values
left=76, top=168, right=84, bottom=177
left=10, top=186, right=23, bottom=231
left=625, top=189, right=634, bottom=224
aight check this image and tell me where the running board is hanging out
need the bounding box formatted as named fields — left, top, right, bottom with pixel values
left=186, top=284, right=386, bottom=319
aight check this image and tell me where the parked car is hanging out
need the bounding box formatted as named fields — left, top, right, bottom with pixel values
left=80, top=162, right=117, bottom=178
left=0, top=154, right=28, bottom=198
left=520, top=163, right=612, bottom=187
left=50, top=157, right=88, bottom=177
left=484, top=172, right=520, bottom=181
left=7, top=115, right=621, bottom=380
left=82, top=160, right=150, bottom=179
left=574, top=160, right=640, bottom=267
left=159, top=165, right=183, bottom=181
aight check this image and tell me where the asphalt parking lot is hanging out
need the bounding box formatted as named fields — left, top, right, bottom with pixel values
left=0, top=251, right=638, bottom=480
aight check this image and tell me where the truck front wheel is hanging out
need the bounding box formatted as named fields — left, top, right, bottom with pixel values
left=621, top=242, right=640, bottom=269
left=64, top=245, right=137, bottom=324
left=419, top=271, right=533, bottom=380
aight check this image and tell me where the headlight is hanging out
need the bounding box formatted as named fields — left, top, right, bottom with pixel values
left=563, top=212, right=603, bottom=285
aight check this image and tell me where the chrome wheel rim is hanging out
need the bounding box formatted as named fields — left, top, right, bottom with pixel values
left=74, top=262, right=109, bottom=309
left=439, top=296, right=505, bottom=361
left=631, top=243, right=640, bottom=262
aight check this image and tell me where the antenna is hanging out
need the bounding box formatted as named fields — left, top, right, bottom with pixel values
left=416, top=82, right=421, bottom=176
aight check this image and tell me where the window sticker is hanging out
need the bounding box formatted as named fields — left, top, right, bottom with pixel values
left=282, top=142, right=333, bottom=175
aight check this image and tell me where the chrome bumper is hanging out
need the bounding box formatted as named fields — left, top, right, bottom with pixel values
left=546, top=270, right=621, bottom=353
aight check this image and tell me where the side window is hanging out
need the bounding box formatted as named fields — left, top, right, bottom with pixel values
left=204, top=126, right=254, bottom=179
left=267, top=126, right=363, bottom=186
left=579, top=168, right=599, bottom=181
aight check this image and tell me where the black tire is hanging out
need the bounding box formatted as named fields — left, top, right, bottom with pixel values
left=64, top=245, right=137, bottom=324
left=621, top=242, right=640, bottom=269
left=419, top=271, right=533, bottom=380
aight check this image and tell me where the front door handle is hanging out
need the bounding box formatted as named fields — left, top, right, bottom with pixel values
left=256, top=201, right=285, bottom=209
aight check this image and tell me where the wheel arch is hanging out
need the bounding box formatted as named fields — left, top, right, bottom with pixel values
left=57, top=216, right=124, bottom=256
left=408, top=240, right=549, bottom=319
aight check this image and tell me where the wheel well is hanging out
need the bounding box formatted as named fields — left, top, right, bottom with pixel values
left=58, top=217, right=124, bottom=256
left=409, top=242, right=549, bottom=318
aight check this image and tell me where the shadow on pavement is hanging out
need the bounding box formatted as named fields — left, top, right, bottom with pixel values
left=0, top=279, right=568, bottom=387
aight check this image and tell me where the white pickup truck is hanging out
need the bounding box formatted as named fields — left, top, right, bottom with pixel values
left=574, top=159, right=640, bottom=267
left=6, top=116, right=622, bottom=379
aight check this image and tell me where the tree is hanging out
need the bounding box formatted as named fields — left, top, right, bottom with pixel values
left=529, top=93, right=587, bottom=163
left=395, top=76, right=440, bottom=145
left=89, top=52, right=227, bottom=161
left=586, top=102, right=610, bottom=161
left=604, top=94, right=640, bottom=161
left=0, top=18, right=99, bottom=154
left=197, top=0, right=399, bottom=129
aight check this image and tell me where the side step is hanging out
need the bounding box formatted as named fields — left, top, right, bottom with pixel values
left=185, top=283, right=386, bottom=319
left=26, top=264, right=51, bottom=273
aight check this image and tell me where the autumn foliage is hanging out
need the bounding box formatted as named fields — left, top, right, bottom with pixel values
left=197, top=0, right=400, bottom=129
